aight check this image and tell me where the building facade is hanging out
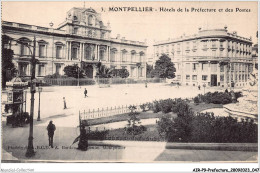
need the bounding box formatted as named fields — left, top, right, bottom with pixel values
left=153, top=27, right=254, bottom=87
left=2, top=7, right=147, bottom=79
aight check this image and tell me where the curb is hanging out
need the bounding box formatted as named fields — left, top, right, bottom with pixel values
left=165, top=143, right=258, bottom=152
left=89, top=140, right=258, bottom=152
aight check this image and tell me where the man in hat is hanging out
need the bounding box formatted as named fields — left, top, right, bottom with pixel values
left=47, top=120, right=56, bottom=148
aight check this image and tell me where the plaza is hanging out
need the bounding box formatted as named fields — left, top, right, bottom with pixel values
left=2, top=83, right=257, bottom=162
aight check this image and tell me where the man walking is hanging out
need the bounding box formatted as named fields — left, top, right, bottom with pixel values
left=84, top=88, right=88, bottom=98
left=47, top=121, right=56, bottom=148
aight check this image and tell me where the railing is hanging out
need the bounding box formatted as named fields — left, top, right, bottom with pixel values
left=43, top=77, right=166, bottom=86
left=43, top=78, right=95, bottom=86
left=96, top=78, right=166, bottom=85
left=79, top=104, right=142, bottom=120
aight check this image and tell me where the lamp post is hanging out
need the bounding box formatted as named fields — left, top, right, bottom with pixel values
left=25, top=36, right=37, bottom=157
left=9, top=36, right=37, bottom=157
left=37, top=85, right=42, bottom=121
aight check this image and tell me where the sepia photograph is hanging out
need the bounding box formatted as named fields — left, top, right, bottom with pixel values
left=1, top=0, right=259, bottom=172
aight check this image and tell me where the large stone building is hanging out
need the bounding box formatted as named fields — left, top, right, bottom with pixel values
left=153, top=27, right=254, bottom=88
left=2, top=7, right=147, bottom=79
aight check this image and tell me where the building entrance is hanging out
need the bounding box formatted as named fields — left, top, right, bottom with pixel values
left=211, top=74, right=217, bottom=86
left=85, top=65, right=93, bottom=78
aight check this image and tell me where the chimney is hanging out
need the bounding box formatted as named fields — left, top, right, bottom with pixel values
left=116, top=34, right=120, bottom=39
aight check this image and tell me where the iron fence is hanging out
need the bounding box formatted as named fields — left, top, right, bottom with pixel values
left=43, top=77, right=166, bottom=86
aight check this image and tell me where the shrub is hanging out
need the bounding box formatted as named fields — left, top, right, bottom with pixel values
left=140, top=103, right=148, bottom=112
left=194, top=96, right=200, bottom=104
left=152, top=100, right=161, bottom=113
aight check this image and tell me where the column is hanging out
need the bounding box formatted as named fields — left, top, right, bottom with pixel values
left=97, top=45, right=99, bottom=61
left=68, top=42, right=71, bottom=60
left=79, top=43, right=82, bottom=61
left=95, top=45, right=98, bottom=60
left=82, top=43, right=85, bottom=61
left=107, top=46, right=110, bottom=62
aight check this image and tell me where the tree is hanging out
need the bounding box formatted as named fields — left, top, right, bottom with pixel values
left=152, top=54, right=176, bottom=79
left=146, top=63, right=153, bottom=78
left=95, top=62, right=112, bottom=78
left=111, top=69, right=129, bottom=78
left=2, top=48, right=17, bottom=88
left=63, top=64, right=84, bottom=78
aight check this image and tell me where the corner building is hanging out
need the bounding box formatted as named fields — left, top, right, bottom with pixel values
left=153, top=27, right=253, bottom=87
left=2, top=7, right=147, bottom=79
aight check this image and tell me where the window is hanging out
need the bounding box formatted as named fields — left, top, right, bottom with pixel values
left=38, top=64, right=45, bottom=76
left=131, top=67, right=135, bottom=77
left=220, top=65, right=224, bottom=72
left=88, top=15, right=93, bottom=26
left=122, top=50, right=127, bottom=62
left=56, top=45, right=62, bottom=58
left=202, top=75, right=208, bottom=81
left=212, top=40, right=216, bottom=48
left=39, top=45, right=45, bottom=57
left=85, top=45, right=92, bottom=60
left=21, top=44, right=28, bottom=56
left=55, top=64, right=61, bottom=74
left=131, top=52, right=135, bottom=62
left=220, top=75, right=224, bottom=81
left=186, top=75, right=190, bottom=80
left=19, top=63, right=28, bottom=76
left=100, top=49, right=105, bottom=61
left=192, top=75, right=197, bottom=80
left=73, top=28, right=78, bottom=34
left=202, top=40, right=207, bottom=49
left=71, top=47, right=78, bottom=59
left=139, top=68, right=143, bottom=77
left=111, top=51, right=116, bottom=62
left=177, top=75, right=181, bottom=80
left=101, top=32, right=105, bottom=39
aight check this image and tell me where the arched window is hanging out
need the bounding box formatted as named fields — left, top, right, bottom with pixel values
left=71, top=42, right=80, bottom=60
left=139, top=51, right=145, bottom=63
left=99, top=46, right=106, bottom=61
left=88, top=15, right=93, bottom=26
left=131, top=50, right=136, bottom=62
left=85, top=44, right=94, bottom=60
left=121, top=49, right=127, bottom=62
left=110, top=48, right=117, bottom=62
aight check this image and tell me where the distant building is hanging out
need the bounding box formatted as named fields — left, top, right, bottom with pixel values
left=153, top=27, right=254, bottom=88
left=2, top=7, right=147, bottom=79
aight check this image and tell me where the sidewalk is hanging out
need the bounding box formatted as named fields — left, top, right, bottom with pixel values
left=2, top=121, right=257, bottom=162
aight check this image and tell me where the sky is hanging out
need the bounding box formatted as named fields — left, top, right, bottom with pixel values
left=2, top=1, right=258, bottom=58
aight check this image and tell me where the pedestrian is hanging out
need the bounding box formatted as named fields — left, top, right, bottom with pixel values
left=63, top=97, right=67, bottom=109
left=84, top=88, right=88, bottom=98
left=145, top=81, right=147, bottom=88
left=198, top=85, right=201, bottom=90
left=47, top=121, right=56, bottom=148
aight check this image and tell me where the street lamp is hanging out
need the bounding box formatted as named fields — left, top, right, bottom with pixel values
left=9, top=36, right=37, bottom=157
left=37, top=85, right=43, bottom=121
